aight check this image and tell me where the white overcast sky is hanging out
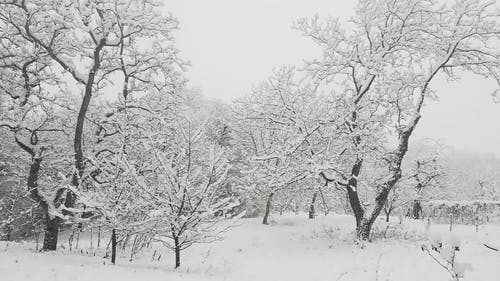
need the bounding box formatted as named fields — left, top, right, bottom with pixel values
left=166, top=0, right=500, bottom=156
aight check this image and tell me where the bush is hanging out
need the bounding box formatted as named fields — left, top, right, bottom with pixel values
left=424, top=200, right=500, bottom=224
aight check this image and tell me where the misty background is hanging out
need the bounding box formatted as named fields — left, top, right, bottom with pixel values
left=167, top=0, right=500, bottom=157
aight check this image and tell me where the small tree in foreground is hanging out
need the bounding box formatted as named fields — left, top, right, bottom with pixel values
left=131, top=96, right=241, bottom=268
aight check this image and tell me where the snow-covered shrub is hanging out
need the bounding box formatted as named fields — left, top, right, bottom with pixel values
left=370, top=221, right=426, bottom=242
left=421, top=232, right=472, bottom=281
left=317, top=225, right=349, bottom=243
left=279, top=218, right=296, bottom=226
left=425, top=200, right=500, bottom=224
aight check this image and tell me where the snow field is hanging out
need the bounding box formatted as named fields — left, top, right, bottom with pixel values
left=1, top=214, right=499, bottom=281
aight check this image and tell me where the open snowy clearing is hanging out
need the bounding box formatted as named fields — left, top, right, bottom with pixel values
left=2, top=214, right=500, bottom=281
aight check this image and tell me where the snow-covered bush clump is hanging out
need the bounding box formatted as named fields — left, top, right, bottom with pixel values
left=422, top=232, right=472, bottom=281
left=371, top=221, right=427, bottom=242
left=425, top=200, right=500, bottom=224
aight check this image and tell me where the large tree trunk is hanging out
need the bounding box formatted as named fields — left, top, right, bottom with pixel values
left=173, top=235, right=181, bottom=268
left=356, top=218, right=373, bottom=241
left=345, top=157, right=396, bottom=241
left=309, top=192, right=318, bottom=219
left=344, top=114, right=415, bottom=241
left=19, top=141, right=62, bottom=251
left=111, top=228, right=117, bottom=264
left=262, top=192, right=274, bottom=225
left=42, top=215, right=60, bottom=251
left=345, top=157, right=369, bottom=240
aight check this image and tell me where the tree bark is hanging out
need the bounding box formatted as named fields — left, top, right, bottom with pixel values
left=342, top=36, right=435, bottom=242
left=262, top=192, right=274, bottom=225
left=42, top=215, right=60, bottom=251
left=173, top=235, right=180, bottom=268
left=411, top=200, right=423, bottom=219
left=18, top=139, right=61, bottom=251
left=356, top=218, right=373, bottom=241
left=345, top=157, right=367, bottom=235
left=347, top=126, right=411, bottom=240
left=309, top=192, right=318, bottom=219
left=66, top=38, right=107, bottom=209
left=111, top=228, right=117, bottom=264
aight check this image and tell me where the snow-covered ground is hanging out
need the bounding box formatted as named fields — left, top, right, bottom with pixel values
left=1, top=214, right=499, bottom=281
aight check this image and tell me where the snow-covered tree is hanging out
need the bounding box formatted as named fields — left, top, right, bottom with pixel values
left=444, top=151, right=500, bottom=201
left=382, top=140, right=445, bottom=222
left=83, top=101, right=161, bottom=264
left=404, top=140, right=446, bottom=219
left=0, top=140, right=43, bottom=241
left=297, top=0, right=500, bottom=240
left=233, top=67, right=323, bottom=224
left=0, top=16, right=76, bottom=249
left=1, top=0, right=185, bottom=250
left=135, top=94, right=240, bottom=268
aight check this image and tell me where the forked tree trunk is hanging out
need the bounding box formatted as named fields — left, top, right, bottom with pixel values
left=173, top=235, right=181, bottom=268
left=384, top=205, right=393, bottom=222
left=342, top=52, right=426, bottom=242
left=346, top=163, right=396, bottom=241
left=309, top=192, right=318, bottom=219
left=111, top=228, right=117, bottom=264
left=262, top=192, right=274, bottom=225
left=344, top=111, right=414, bottom=241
